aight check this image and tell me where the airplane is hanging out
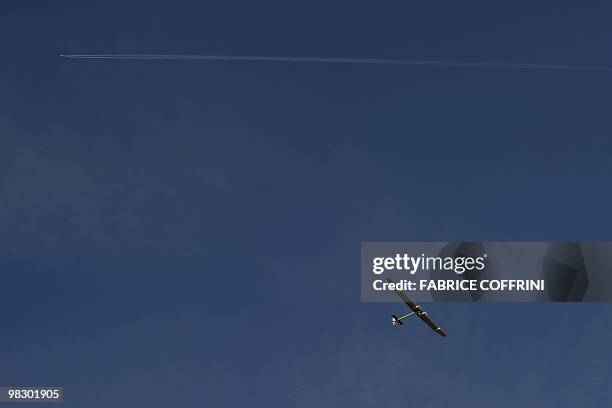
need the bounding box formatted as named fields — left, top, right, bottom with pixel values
left=387, top=278, right=447, bottom=337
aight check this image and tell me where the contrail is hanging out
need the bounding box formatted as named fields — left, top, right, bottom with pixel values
left=59, top=54, right=612, bottom=73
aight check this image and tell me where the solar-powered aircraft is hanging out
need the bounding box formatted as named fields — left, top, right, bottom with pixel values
left=387, top=278, right=447, bottom=337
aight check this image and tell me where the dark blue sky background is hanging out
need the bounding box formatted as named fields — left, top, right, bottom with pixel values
left=1, top=1, right=612, bottom=406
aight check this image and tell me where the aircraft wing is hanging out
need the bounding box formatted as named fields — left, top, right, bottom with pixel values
left=387, top=278, right=447, bottom=337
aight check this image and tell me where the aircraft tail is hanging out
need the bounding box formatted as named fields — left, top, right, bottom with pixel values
left=391, top=314, right=404, bottom=326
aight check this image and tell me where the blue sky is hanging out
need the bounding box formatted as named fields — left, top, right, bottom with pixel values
left=1, top=1, right=612, bottom=406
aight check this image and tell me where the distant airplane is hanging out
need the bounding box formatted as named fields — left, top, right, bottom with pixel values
left=387, top=278, right=447, bottom=337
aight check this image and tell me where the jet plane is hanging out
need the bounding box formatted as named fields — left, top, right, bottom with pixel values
left=387, top=278, right=447, bottom=337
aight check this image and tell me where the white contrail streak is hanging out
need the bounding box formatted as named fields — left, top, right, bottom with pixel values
left=59, top=54, right=612, bottom=73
